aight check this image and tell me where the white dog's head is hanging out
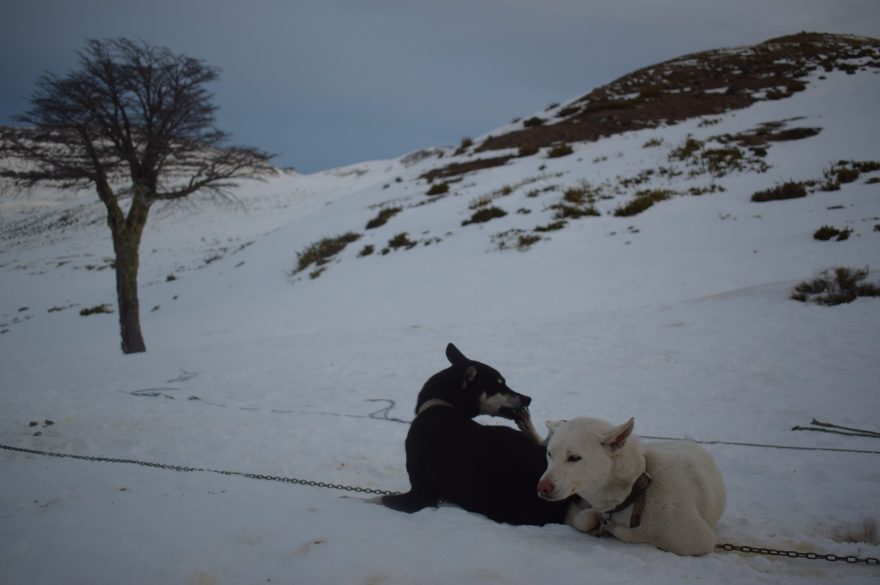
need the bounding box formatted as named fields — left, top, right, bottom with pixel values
left=537, top=416, right=643, bottom=510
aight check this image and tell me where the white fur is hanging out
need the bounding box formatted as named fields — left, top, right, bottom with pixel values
left=538, top=417, right=725, bottom=556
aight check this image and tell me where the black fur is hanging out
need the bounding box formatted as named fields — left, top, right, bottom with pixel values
left=381, top=343, right=572, bottom=525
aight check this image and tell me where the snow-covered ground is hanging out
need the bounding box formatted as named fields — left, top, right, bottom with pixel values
left=2, top=65, right=879, bottom=584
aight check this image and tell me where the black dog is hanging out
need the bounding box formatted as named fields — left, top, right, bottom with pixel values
left=381, top=343, right=573, bottom=525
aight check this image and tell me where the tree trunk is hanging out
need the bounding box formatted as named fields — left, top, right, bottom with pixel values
left=113, top=231, right=146, bottom=354
left=108, top=186, right=150, bottom=354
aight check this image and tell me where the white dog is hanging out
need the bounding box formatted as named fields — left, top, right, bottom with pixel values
left=537, top=416, right=725, bottom=556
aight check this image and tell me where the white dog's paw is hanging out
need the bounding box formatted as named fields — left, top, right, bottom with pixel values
left=568, top=508, right=601, bottom=533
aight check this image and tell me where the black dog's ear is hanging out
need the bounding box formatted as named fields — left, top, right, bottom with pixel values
left=446, top=343, right=468, bottom=365
left=461, top=365, right=477, bottom=388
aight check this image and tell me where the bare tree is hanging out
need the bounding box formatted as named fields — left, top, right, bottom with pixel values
left=1, top=38, right=274, bottom=354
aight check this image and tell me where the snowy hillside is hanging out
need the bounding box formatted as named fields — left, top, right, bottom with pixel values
left=2, top=33, right=879, bottom=584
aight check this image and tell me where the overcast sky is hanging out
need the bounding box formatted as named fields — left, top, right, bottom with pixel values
left=2, top=1, right=878, bottom=173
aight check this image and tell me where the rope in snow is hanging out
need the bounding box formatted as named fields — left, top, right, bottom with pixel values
left=639, top=435, right=880, bottom=456
left=125, top=390, right=412, bottom=424
left=124, top=390, right=880, bottom=454
left=791, top=418, right=880, bottom=439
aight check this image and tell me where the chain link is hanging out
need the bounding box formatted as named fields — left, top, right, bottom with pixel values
left=0, top=443, right=399, bottom=496
left=717, top=543, right=880, bottom=565
left=6, top=443, right=880, bottom=566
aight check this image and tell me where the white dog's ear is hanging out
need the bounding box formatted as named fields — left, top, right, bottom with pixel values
left=602, top=417, right=635, bottom=451
left=545, top=420, right=565, bottom=441
left=545, top=420, right=564, bottom=431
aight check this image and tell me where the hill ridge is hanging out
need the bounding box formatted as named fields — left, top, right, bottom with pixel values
left=419, top=32, right=880, bottom=182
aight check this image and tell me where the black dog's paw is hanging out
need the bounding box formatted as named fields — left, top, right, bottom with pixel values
left=513, top=408, right=546, bottom=445
left=381, top=491, right=438, bottom=513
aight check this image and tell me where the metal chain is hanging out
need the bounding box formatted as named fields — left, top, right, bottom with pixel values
left=717, top=543, right=880, bottom=565
left=0, top=443, right=399, bottom=496
left=5, top=443, right=879, bottom=567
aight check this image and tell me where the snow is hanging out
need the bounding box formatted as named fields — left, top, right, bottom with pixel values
left=2, top=68, right=880, bottom=584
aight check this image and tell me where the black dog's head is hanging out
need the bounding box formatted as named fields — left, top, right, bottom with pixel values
left=416, top=343, right=531, bottom=419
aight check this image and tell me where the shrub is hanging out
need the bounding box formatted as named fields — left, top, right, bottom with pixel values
left=534, top=221, right=567, bottom=232
left=365, top=207, right=402, bottom=229
left=454, top=137, right=473, bottom=155
left=853, top=160, right=880, bottom=173
left=387, top=232, right=418, bottom=250
left=463, top=206, right=507, bottom=226
left=836, top=167, right=860, bottom=184
left=751, top=181, right=808, bottom=202
left=516, top=234, right=542, bottom=250
left=813, top=226, right=852, bottom=241
left=547, top=183, right=601, bottom=219
left=766, top=127, right=821, bottom=142
left=670, top=137, right=703, bottom=161
left=358, top=245, right=375, bottom=257
left=787, top=79, right=808, bottom=93
left=527, top=186, right=556, bottom=198
left=688, top=184, right=725, bottom=196
left=469, top=194, right=494, bottom=209
left=792, top=267, right=879, bottom=305
left=620, top=169, right=655, bottom=189
left=702, top=147, right=744, bottom=175
left=820, top=161, right=880, bottom=191
left=518, top=144, right=539, bottom=157
left=614, top=190, right=675, bottom=217
left=426, top=182, right=450, bottom=196
left=493, top=229, right=542, bottom=252
left=553, top=203, right=599, bottom=220
left=523, top=117, right=544, bottom=127
left=766, top=79, right=808, bottom=100
left=80, top=304, right=113, bottom=316
left=819, top=176, right=841, bottom=192
left=547, top=144, right=573, bottom=158
left=469, top=185, right=516, bottom=210
left=563, top=186, right=589, bottom=205
left=294, top=232, right=361, bottom=274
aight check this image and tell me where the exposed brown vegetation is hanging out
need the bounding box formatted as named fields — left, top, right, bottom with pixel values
left=478, top=34, right=878, bottom=156
left=792, top=267, right=880, bottom=305
left=420, top=34, right=879, bottom=182
left=420, top=156, right=514, bottom=182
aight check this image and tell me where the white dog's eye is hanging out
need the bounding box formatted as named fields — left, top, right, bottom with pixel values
left=566, top=454, right=582, bottom=463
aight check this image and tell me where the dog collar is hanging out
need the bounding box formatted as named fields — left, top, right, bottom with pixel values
left=416, top=398, right=455, bottom=416
left=601, top=470, right=652, bottom=530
